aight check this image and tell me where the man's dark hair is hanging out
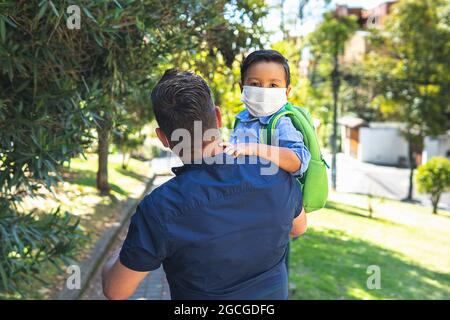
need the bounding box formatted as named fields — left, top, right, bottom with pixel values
left=151, top=69, right=216, bottom=146
left=240, top=50, right=291, bottom=86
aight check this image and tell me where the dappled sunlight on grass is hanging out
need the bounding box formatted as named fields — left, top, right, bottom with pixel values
left=289, top=193, right=450, bottom=299
left=346, top=287, right=379, bottom=300
left=17, top=153, right=153, bottom=298
left=316, top=192, right=450, bottom=273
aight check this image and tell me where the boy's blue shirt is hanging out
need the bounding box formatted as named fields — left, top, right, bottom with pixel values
left=229, top=107, right=311, bottom=176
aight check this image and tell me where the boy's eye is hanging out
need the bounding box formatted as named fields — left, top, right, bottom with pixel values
left=249, top=82, right=260, bottom=87
left=270, top=83, right=279, bottom=88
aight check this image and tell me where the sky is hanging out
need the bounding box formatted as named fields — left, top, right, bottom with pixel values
left=264, top=0, right=391, bottom=43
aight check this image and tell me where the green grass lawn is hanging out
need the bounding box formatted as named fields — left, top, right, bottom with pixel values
left=14, top=154, right=450, bottom=300
left=18, top=153, right=153, bottom=299
left=289, top=192, right=450, bottom=299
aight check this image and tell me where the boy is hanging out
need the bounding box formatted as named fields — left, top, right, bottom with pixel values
left=221, top=50, right=311, bottom=220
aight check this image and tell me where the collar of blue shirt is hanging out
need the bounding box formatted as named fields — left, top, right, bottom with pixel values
left=235, top=107, right=284, bottom=125
left=171, top=152, right=235, bottom=176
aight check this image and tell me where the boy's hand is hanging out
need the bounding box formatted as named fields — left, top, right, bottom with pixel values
left=219, top=142, right=258, bottom=158
left=220, top=141, right=301, bottom=173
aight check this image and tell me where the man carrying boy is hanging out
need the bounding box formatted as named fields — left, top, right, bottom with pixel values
left=102, top=69, right=307, bottom=300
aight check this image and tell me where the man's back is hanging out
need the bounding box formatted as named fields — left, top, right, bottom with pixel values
left=119, top=153, right=302, bottom=299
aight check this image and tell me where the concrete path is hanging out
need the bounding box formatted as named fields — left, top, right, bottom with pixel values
left=128, top=266, right=171, bottom=300
left=81, top=174, right=173, bottom=300
left=128, top=174, right=174, bottom=300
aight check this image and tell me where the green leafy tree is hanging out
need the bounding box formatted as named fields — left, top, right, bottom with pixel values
left=0, top=0, right=268, bottom=297
left=307, top=11, right=357, bottom=189
left=340, top=63, right=384, bottom=123
left=71, top=1, right=208, bottom=195
left=0, top=0, right=97, bottom=297
left=84, top=0, right=268, bottom=194
left=415, top=157, right=450, bottom=214
left=367, top=0, right=450, bottom=200
left=167, top=0, right=268, bottom=130
left=112, top=87, right=152, bottom=169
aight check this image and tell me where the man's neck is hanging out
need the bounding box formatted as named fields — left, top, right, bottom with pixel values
left=201, top=139, right=223, bottom=159
left=175, top=138, right=224, bottom=164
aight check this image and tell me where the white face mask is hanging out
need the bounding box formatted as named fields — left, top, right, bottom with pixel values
left=240, top=86, right=288, bottom=117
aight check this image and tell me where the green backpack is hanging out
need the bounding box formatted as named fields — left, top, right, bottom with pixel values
left=235, top=102, right=329, bottom=213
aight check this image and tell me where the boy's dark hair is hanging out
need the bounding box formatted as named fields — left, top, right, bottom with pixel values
left=241, top=50, right=290, bottom=86
left=151, top=69, right=216, bottom=146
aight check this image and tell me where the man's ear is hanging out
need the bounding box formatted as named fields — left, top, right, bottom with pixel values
left=215, top=106, right=223, bottom=129
left=155, top=128, right=170, bottom=148
left=286, top=85, right=292, bottom=98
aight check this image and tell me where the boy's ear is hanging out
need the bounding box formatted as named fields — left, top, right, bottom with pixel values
left=215, top=106, right=223, bottom=128
left=286, top=85, right=292, bottom=98
left=155, top=128, right=170, bottom=148
left=239, top=82, right=243, bottom=92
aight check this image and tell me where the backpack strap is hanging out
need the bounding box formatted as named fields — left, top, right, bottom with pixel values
left=285, top=103, right=330, bottom=168
left=264, top=103, right=329, bottom=164
left=264, top=104, right=294, bottom=145
left=233, top=117, right=240, bottom=129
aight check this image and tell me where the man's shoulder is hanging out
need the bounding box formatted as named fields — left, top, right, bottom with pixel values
left=141, top=155, right=298, bottom=215
left=139, top=169, right=210, bottom=217
left=141, top=176, right=180, bottom=211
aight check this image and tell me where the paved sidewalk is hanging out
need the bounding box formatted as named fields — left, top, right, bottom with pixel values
left=323, top=152, right=450, bottom=209
left=129, top=266, right=171, bottom=300
left=82, top=174, right=173, bottom=300
left=81, top=215, right=172, bottom=300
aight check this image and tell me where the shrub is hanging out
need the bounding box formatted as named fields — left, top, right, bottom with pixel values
left=0, top=205, right=86, bottom=298
left=415, top=157, right=450, bottom=214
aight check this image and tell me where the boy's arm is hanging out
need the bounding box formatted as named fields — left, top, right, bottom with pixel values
left=274, top=116, right=311, bottom=176
left=220, top=142, right=301, bottom=173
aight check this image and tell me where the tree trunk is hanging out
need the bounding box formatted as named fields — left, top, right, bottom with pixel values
left=432, top=193, right=440, bottom=214
left=97, top=124, right=111, bottom=195
left=406, top=141, right=415, bottom=201
left=331, top=53, right=340, bottom=191
left=280, top=0, right=287, bottom=40
left=122, top=149, right=128, bottom=170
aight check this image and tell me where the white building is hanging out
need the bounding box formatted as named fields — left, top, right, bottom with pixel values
left=340, top=117, right=449, bottom=167
left=422, top=131, right=450, bottom=163
left=359, top=122, right=409, bottom=167
left=339, top=116, right=366, bottom=159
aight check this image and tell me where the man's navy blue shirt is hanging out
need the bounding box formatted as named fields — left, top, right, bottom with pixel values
left=119, top=153, right=303, bottom=300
